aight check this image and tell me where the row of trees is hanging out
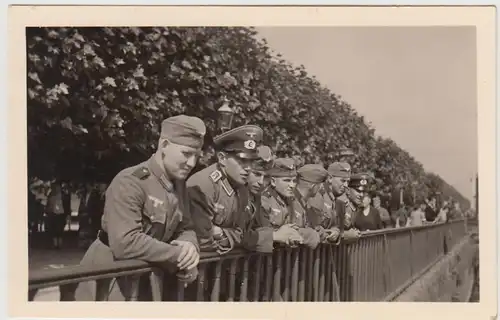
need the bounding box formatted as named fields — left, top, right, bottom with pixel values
left=26, top=27, right=470, bottom=209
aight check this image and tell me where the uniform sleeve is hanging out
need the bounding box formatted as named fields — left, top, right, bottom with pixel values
left=187, top=178, right=242, bottom=255
left=298, top=227, right=320, bottom=250
left=242, top=227, right=274, bottom=253
left=173, top=193, right=200, bottom=252
left=241, top=207, right=273, bottom=253
left=105, top=174, right=181, bottom=264
left=257, top=196, right=273, bottom=228
left=186, top=180, right=218, bottom=253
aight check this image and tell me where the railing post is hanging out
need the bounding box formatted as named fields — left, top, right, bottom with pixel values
left=273, top=250, right=283, bottom=301
left=409, top=230, right=414, bottom=277
left=313, top=247, right=320, bottom=301
left=211, top=261, right=222, bottom=301
left=59, top=283, right=78, bottom=301
left=239, top=258, right=249, bottom=301
left=252, top=255, right=262, bottom=302
left=150, top=269, right=163, bottom=301
left=382, top=234, right=392, bottom=296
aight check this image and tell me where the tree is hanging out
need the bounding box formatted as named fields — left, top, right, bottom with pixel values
left=26, top=27, right=470, bottom=207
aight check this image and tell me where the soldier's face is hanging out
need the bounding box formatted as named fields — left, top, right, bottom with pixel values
left=161, top=142, right=200, bottom=180
left=248, top=170, right=265, bottom=195
left=273, top=176, right=297, bottom=198
left=348, top=188, right=362, bottom=206
left=327, top=176, right=348, bottom=196
left=221, top=154, right=252, bottom=185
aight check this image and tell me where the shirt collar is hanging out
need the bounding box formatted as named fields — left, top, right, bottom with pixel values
left=148, top=156, right=174, bottom=192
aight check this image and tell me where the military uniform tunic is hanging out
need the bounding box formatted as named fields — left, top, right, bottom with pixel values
left=259, top=188, right=320, bottom=249
left=308, top=187, right=346, bottom=244
left=187, top=163, right=273, bottom=254
left=76, top=156, right=198, bottom=301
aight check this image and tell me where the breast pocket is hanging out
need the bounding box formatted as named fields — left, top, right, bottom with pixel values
left=269, top=208, right=284, bottom=228
left=213, top=202, right=227, bottom=226
left=142, top=199, right=169, bottom=240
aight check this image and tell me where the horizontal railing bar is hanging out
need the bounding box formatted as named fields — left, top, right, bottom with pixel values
left=360, top=219, right=465, bottom=238
left=29, top=249, right=264, bottom=290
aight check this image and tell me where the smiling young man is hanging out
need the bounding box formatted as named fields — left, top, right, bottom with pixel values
left=187, top=124, right=275, bottom=254
left=76, top=115, right=206, bottom=301
left=259, top=158, right=306, bottom=248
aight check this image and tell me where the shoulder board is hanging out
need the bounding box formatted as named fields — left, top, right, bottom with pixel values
left=132, top=167, right=150, bottom=180
left=221, top=179, right=234, bottom=196
left=209, top=170, right=222, bottom=183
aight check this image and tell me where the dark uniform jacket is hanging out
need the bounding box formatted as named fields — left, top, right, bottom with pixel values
left=308, top=188, right=345, bottom=244
left=187, top=163, right=273, bottom=254
left=76, top=156, right=198, bottom=301
left=259, top=188, right=320, bottom=249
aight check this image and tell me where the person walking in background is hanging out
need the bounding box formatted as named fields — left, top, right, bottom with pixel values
left=45, top=181, right=68, bottom=249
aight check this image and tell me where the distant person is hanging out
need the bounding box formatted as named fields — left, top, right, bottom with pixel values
left=45, top=182, right=68, bottom=249
left=352, top=193, right=383, bottom=231
left=372, top=194, right=391, bottom=228
left=409, top=202, right=427, bottom=227
left=424, top=196, right=438, bottom=222
left=394, top=204, right=410, bottom=228
left=433, top=203, right=450, bottom=224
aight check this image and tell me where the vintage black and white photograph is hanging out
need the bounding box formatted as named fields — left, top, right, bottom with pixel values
left=9, top=5, right=496, bottom=318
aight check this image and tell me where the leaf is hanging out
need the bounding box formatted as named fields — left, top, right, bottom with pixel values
left=60, top=117, right=73, bottom=130
left=59, top=83, right=69, bottom=95
left=103, top=77, right=117, bottom=87
left=181, top=60, right=193, bottom=70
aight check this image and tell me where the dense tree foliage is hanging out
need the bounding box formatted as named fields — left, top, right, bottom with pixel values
left=26, top=27, right=470, bottom=209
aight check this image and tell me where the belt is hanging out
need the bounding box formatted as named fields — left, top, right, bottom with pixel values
left=97, top=229, right=109, bottom=246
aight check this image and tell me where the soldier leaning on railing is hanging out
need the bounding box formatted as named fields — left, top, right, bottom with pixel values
left=75, top=115, right=206, bottom=301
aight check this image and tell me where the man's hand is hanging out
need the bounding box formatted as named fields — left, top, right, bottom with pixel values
left=273, top=225, right=303, bottom=246
left=171, top=240, right=200, bottom=270
left=325, top=227, right=341, bottom=243
left=212, top=226, right=224, bottom=239
left=342, top=228, right=361, bottom=242
left=344, top=214, right=352, bottom=228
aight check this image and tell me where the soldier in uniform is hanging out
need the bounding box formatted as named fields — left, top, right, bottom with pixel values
left=308, top=162, right=351, bottom=244
left=347, top=173, right=374, bottom=230
left=259, top=158, right=306, bottom=247
left=186, top=125, right=276, bottom=254
left=76, top=115, right=206, bottom=301
left=288, top=164, right=328, bottom=249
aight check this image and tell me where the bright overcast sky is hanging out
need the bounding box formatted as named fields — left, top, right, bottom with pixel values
left=255, top=27, right=477, bottom=201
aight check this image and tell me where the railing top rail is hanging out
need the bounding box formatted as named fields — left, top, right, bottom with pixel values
left=28, top=218, right=467, bottom=291
left=29, top=248, right=258, bottom=290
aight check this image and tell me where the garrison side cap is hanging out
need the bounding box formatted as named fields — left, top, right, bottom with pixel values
left=268, top=157, right=296, bottom=177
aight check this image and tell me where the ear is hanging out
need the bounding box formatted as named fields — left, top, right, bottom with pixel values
left=217, top=151, right=227, bottom=165
left=270, top=177, right=277, bottom=188
left=159, top=138, right=169, bottom=151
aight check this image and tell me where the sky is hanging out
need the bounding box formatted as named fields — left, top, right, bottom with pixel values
left=255, top=27, right=477, bottom=201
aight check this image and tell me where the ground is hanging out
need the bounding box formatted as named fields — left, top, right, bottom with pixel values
left=29, top=231, right=86, bottom=271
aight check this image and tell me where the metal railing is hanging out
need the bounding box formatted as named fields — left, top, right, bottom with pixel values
left=29, top=219, right=471, bottom=302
